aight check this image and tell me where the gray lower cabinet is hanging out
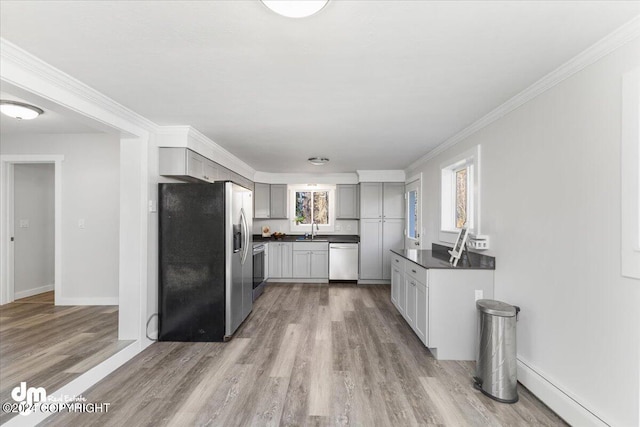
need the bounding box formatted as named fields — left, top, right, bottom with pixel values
left=336, top=184, right=359, bottom=219
left=359, top=219, right=383, bottom=280
left=268, top=242, right=292, bottom=278
left=381, top=218, right=403, bottom=280
left=390, top=252, right=494, bottom=360
left=292, top=242, right=328, bottom=279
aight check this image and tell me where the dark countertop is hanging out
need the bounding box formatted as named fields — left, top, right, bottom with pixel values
left=391, top=244, right=495, bottom=270
left=253, top=234, right=360, bottom=244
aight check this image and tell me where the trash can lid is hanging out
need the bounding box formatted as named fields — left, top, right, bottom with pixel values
left=476, top=299, right=518, bottom=317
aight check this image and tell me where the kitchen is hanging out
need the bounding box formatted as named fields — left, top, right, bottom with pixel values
left=0, top=1, right=639, bottom=426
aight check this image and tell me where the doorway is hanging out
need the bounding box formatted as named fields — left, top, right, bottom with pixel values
left=12, top=163, right=55, bottom=302
left=405, top=178, right=421, bottom=249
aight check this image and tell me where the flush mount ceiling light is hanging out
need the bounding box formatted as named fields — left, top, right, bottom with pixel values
left=261, top=0, right=329, bottom=18
left=308, top=157, right=330, bottom=166
left=0, top=100, right=44, bottom=120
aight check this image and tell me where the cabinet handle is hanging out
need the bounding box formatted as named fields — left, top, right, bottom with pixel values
left=412, top=269, right=417, bottom=273
left=411, top=281, right=416, bottom=286
left=395, top=259, right=399, bottom=263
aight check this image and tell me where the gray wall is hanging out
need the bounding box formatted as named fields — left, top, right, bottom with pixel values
left=1, top=133, right=120, bottom=304
left=13, top=163, right=54, bottom=298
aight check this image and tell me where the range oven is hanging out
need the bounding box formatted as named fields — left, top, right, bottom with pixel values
left=252, top=244, right=266, bottom=301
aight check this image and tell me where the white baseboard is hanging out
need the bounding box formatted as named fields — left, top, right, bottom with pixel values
left=517, top=357, right=609, bottom=427
left=14, top=284, right=54, bottom=300
left=3, top=341, right=141, bottom=427
left=55, top=297, right=119, bottom=306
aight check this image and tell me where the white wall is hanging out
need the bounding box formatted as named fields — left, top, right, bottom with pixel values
left=1, top=133, right=120, bottom=304
left=13, top=163, right=54, bottom=298
left=406, top=39, right=640, bottom=427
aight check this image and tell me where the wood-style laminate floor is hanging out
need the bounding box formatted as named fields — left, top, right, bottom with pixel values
left=0, top=292, right=130, bottom=424
left=42, top=284, right=566, bottom=427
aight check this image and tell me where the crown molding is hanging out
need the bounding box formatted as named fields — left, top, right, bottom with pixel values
left=407, top=15, right=640, bottom=172
left=156, top=126, right=256, bottom=180
left=0, top=38, right=158, bottom=136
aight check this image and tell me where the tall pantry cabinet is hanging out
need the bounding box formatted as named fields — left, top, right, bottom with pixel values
left=359, top=182, right=405, bottom=282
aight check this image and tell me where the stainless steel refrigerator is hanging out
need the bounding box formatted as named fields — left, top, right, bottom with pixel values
left=158, top=181, right=253, bottom=342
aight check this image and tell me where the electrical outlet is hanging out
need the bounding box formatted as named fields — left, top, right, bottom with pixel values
left=78, top=219, right=85, bottom=229
left=19, top=219, right=29, bottom=228
left=346, top=224, right=352, bottom=231
left=475, top=290, right=483, bottom=301
left=148, top=200, right=157, bottom=213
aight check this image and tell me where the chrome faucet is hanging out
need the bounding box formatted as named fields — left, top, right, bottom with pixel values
left=311, top=222, right=319, bottom=240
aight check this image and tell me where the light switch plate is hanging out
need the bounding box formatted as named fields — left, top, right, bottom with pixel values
left=475, top=290, right=483, bottom=301
left=78, top=219, right=85, bottom=229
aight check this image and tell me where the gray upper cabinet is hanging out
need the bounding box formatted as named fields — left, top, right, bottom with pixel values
left=383, top=183, right=405, bottom=219
left=270, top=184, right=288, bottom=219
left=253, top=183, right=288, bottom=219
left=159, top=148, right=252, bottom=188
left=336, top=184, right=359, bottom=219
left=360, top=183, right=383, bottom=218
left=254, top=183, right=271, bottom=219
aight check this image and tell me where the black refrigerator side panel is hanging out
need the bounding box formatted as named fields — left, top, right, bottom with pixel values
left=158, top=182, right=226, bottom=342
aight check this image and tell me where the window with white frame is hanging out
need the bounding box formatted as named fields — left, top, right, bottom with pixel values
left=290, top=185, right=336, bottom=233
left=440, top=146, right=480, bottom=243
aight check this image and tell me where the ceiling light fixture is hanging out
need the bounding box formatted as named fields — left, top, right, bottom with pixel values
left=308, top=157, right=330, bottom=166
left=0, top=100, right=44, bottom=120
left=261, top=0, right=329, bottom=18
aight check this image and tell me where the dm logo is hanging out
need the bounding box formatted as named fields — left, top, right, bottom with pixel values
left=11, top=382, right=47, bottom=415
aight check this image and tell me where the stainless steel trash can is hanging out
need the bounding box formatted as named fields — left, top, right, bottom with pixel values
left=474, top=299, right=520, bottom=403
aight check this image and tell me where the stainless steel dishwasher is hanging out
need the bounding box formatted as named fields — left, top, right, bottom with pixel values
left=329, top=243, right=359, bottom=281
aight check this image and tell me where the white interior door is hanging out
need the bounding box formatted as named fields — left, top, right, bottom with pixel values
left=405, top=179, right=421, bottom=249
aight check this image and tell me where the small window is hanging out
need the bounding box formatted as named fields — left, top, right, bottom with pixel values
left=441, top=146, right=480, bottom=243
left=290, top=185, right=335, bottom=232
left=295, top=190, right=329, bottom=225
left=408, top=189, right=418, bottom=239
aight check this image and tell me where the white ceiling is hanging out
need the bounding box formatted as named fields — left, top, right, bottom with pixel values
left=1, top=1, right=638, bottom=172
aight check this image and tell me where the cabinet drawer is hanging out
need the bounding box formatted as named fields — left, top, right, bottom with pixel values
left=294, top=242, right=328, bottom=251
left=405, top=262, right=427, bottom=284
left=391, top=253, right=405, bottom=270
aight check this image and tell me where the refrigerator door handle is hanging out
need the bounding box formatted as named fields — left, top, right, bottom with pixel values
left=240, top=208, right=249, bottom=265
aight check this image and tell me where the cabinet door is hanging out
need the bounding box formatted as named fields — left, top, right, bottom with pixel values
left=203, top=161, right=217, bottom=183
left=415, top=281, right=428, bottom=345
left=382, top=219, right=404, bottom=280
left=360, top=183, right=382, bottom=219
left=391, top=264, right=402, bottom=307
left=270, top=184, right=288, bottom=219
left=398, top=272, right=407, bottom=315
left=405, top=278, right=417, bottom=328
left=281, top=242, right=293, bottom=278
left=254, top=183, right=271, bottom=219
left=383, top=182, right=405, bottom=219
left=359, top=219, right=382, bottom=279
left=269, top=243, right=282, bottom=278
left=292, top=251, right=311, bottom=278
left=186, top=150, right=204, bottom=180
left=310, top=251, right=329, bottom=278
left=336, top=184, right=359, bottom=219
